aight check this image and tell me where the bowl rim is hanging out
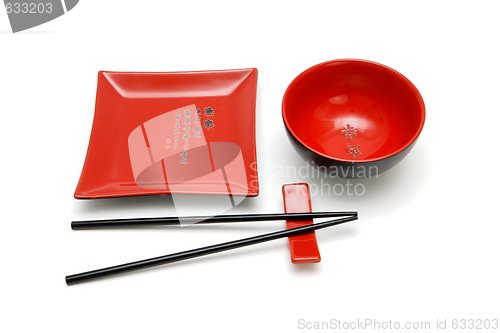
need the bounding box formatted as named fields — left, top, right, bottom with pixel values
left=282, top=58, right=426, bottom=163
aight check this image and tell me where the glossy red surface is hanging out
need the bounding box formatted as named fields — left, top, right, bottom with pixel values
left=75, top=69, right=259, bottom=199
left=283, top=59, right=425, bottom=163
left=282, top=183, right=321, bottom=264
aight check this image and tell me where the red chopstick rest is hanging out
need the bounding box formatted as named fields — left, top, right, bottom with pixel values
left=282, top=183, right=321, bottom=263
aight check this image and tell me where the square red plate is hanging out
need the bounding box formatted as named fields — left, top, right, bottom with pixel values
left=75, top=68, right=259, bottom=199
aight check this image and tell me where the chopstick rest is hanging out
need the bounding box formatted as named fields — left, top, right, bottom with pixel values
left=283, top=183, right=321, bottom=263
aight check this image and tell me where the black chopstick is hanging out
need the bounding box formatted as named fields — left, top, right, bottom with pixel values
left=66, top=214, right=357, bottom=285
left=71, top=211, right=357, bottom=229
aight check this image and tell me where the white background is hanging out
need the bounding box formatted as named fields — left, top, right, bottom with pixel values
left=1, top=1, right=499, bottom=332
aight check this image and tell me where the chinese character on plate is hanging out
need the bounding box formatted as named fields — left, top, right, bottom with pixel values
left=203, top=119, right=215, bottom=129
left=180, top=151, right=188, bottom=164
left=204, top=107, right=215, bottom=116
left=193, top=126, right=202, bottom=138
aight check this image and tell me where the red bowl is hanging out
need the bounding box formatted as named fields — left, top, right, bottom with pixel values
left=282, top=59, right=425, bottom=177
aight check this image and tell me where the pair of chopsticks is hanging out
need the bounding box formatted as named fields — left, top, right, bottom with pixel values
left=66, top=211, right=358, bottom=285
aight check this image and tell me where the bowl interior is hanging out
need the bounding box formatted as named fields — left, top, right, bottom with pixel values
left=283, top=60, right=425, bottom=162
